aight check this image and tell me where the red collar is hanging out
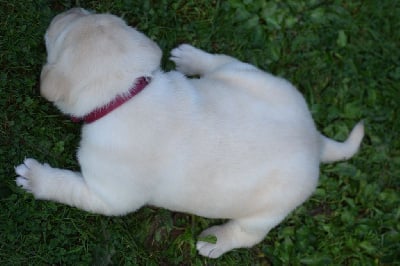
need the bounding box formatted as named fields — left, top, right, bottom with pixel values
left=71, top=76, right=151, bottom=124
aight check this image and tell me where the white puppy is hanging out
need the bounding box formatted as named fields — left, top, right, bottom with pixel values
left=15, top=8, right=364, bottom=258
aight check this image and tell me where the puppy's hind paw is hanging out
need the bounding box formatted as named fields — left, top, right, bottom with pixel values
left=196, top=224, right=233, bottom=259
left=197, top=240, right=225, bottom=259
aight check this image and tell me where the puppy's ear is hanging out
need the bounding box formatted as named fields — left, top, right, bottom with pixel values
left=40, top=63, right=71, bottom=103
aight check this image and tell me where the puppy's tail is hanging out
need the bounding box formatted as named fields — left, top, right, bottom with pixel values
left=320, top=121, right=364, bottom=163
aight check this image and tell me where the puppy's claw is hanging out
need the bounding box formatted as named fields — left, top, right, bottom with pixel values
left=16, top=177, right=31, bottom=191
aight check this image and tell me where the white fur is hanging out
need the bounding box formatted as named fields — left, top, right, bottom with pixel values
left=15, top=8, right=364, bottom=258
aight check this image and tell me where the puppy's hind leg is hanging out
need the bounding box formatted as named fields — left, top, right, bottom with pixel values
left=170, top=44, right=238, bottom=76
left=15, top=158, right=117, bottom=215
left=196, top=213, right=286, bottom=258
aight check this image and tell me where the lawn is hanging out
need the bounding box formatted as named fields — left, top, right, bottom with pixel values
left=1, top=0, right=399, bottom=265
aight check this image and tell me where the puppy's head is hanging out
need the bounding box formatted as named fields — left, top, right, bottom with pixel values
left=41, top=8, right=162, bottom=116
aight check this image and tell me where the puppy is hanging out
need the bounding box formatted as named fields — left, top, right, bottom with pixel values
left=15, top=8, right=364, bottom=258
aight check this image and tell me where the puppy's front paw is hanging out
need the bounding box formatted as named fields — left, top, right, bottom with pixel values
left=15, top=158, right=50, bottom=196
left=170, top=44, right=209, bottom=76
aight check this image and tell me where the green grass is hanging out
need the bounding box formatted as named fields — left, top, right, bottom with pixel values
left=1, top=0, right=399, bottom=264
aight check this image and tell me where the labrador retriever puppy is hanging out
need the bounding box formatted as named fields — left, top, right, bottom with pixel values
left=15, top=8, right=364, bottom=258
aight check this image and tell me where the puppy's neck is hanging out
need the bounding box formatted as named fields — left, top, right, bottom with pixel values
left=71, top=76, right=151, bottom=124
